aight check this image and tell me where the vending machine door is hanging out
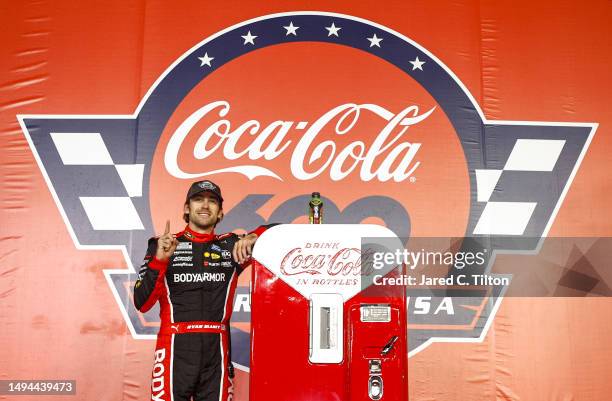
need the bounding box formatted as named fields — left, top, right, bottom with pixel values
left=346, top=296, right=408, bottom=401
left=250, top=263, right=346, bottom=401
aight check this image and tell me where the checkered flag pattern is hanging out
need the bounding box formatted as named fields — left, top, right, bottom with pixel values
left=473, top=139, right=566, bottom=235
left=50, top=132, right=145, bottom=230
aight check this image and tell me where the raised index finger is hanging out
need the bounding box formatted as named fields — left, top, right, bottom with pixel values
left=164, top=220, right=170, bottom=235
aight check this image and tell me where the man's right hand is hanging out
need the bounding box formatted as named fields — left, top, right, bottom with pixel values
left=156, top=220, right=178, bottom=261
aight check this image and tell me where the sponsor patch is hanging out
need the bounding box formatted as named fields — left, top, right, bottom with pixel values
left=177, top=242, right=192, bottom=250
left=174, top=272, right=226, bottom=282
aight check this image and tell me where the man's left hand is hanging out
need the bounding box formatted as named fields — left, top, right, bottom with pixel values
left=233, top=233, right=259, bottom=265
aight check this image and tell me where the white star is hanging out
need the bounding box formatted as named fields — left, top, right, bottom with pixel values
left=284, top=22, right=299, bottom=36
left=367, top=34, right=382, bottom=48
left=198, top=53, right=214, bottom=67
left=326, top=23, right=341, bottom=37
left=409, top=56, right=425, bottom=71
left=241, top=31, right=257, bottom=45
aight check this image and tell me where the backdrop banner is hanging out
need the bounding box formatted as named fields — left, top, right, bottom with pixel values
left=1, top=2, right=611, bottom=400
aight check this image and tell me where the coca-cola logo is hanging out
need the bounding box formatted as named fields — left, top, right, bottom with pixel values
left=165, top=101, right=433, bottom=182
left=280, top=247, right=362, bottom=276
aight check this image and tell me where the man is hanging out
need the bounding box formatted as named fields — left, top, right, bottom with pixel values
left=134, top=180, right=271, bottom=401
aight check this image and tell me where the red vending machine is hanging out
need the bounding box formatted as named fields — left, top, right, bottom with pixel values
left=250, top=224, right=407, bottom=401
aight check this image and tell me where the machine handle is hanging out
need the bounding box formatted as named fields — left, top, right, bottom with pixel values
left=381, top=336, right=399, bottom=356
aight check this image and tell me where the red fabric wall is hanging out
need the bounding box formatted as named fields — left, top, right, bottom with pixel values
left=1, top=1, right=611, bottom=400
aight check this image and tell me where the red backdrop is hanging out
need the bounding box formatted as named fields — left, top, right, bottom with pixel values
left=1, top=1, right=611, bottom=400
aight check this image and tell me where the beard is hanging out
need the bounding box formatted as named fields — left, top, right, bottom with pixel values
left=189, top=210, right=219, bottom=231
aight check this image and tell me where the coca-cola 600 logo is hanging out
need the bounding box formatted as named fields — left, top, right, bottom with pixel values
left=19, top=12, right=595, bottom=365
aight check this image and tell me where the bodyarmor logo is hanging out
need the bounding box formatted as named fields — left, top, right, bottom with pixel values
left=174, top=272, right=226, bottom=283
left=19, top=12, right=596, bottom=366
left=152, top=349, right=166, bottom=401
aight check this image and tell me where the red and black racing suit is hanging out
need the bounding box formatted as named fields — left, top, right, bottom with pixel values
left=134, top=225, right=268, bottom=401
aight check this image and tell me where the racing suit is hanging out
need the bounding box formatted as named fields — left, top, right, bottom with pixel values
left=134, top=225, right=269, bottom=401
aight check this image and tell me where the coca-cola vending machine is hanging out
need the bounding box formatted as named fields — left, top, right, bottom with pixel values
left=250, top=224, right=407, bottom=401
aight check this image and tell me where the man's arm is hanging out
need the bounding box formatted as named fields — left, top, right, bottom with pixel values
left=133, top=238, right=169, bottom=312
left=134, top=221, right=178, bottom=312
left=233, top=224, right=279, bottom=265
left=248, top=223, right=278, bottom=238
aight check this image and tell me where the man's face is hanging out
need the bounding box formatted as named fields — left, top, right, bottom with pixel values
left=184, top=192, right=223, bottom=231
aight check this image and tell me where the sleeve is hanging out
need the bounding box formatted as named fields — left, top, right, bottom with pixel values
left=133, top=237, right=169, bottom=312
left=248, top=223, right=279, bottom=238
left=237, top=224, right=280, bottom=272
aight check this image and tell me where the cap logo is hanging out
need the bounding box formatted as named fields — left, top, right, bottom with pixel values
left=198, top=181, right=216, bottom=190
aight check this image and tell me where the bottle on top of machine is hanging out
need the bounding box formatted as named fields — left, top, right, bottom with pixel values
left=309, top=192, right=323, bottom=224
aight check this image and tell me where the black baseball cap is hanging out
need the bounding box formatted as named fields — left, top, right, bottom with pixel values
left=185, top=180, right=223, bottom=204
